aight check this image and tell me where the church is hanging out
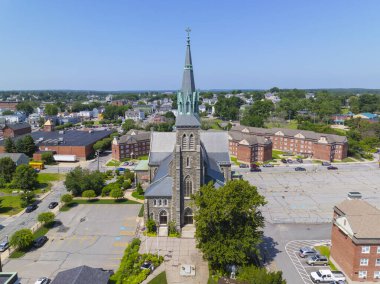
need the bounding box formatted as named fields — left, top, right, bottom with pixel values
left=144, top=31, right=231, bottom=234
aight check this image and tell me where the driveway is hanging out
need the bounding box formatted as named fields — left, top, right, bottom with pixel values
left=3, top=203, right=141, bottom=284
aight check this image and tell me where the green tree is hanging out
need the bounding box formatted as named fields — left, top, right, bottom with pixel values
left=20, top=191, right=35, bottom=207
left=22, top=135, right=36, bottom=157
left=12, top=164, right=38, bottom=190
left=136, top=183, right=143, bottom=195
left=4, top=138, right=16, bottom=153
left=61, top=194, right=73, bottom=204
left=122, top=119, right=136, bottom=133
left=194, top=180, right=266, bottom=271
left=0, top=157, right=16, bottom=182
left=64, top=167, right=105, bottom=196
left=41, top=152, right=55, bottom=165
left=146, top=218, right=157, bottom=233
left=10, top=228, right=34, bottom=250
left=44, top=104, right=59, bottom=115
left=16, top=101, right=34, bottom=115
left=238, top=266, right=286, bottom=284
left=110, top=187, right=124, bottom=199
left=37, top=212, right=55, bottom=225
left=348, top=96, right=360, bottom=114
left=82, top=190, right=96, bottom=199
left=2, top=110, right=14, bottom=115
left=15, top=138, right=25, bottom=154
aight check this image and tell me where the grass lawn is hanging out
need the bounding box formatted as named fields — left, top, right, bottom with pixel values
left=138, top=204, right=144, bottom=217
left=106, top=160, right=121, bottom=167
left=37, top=173, right=65, bottom=183
left=230, top=156, right=240, bottom=166
left=315, top=245, right=337, bottom=270
left=0, top=195, right=23, bottom=215
left=272, top=150, right=284, bottom=160
left=265, top=120, right=298, bottom=129
left=148, top=271, right=168, bottom=284
left=132, top=191, right=144, bottom=200
left=60, top=198, right=140, bottom=211
left=138, top=155, right=149, bottom=160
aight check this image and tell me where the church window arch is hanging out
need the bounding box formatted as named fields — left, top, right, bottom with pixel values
left=159, top=210, right=168, bottom=225
left=186, top=157, right=190, bottom=167
left=182, top=134, right=188, bottom=150
left=189, top=133, right=195, bottom=150
left=184, top=176, right=192, bottom=198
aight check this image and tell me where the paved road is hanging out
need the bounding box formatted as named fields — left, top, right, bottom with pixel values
left=262, top=223, right=331, bottom=284
left=0, top=181, right=66, bottom=243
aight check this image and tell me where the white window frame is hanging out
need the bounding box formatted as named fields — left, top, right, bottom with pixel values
left=360, top=258, right=369, bottom=266
left=163, top=199, right=168, bottom=206
left=377, top=246, right=380, bottom=254
left=362, top=246, right=371, bottom=254
left=374, top=271, right=380, bottom=279
left=158, top=199, right=162, bottom=206
left=358, top=271, right=367, bottom=279
left=376, top=259, right=380, bottom=266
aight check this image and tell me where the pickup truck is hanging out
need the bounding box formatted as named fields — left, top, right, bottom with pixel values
left=310, top=269, right=346, bottom=283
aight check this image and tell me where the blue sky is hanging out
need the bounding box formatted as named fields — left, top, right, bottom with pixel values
left=1, top=0, right=380, bottom=90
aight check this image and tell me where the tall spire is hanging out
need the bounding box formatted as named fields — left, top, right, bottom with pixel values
left=181, top=27, right=195, bottom=95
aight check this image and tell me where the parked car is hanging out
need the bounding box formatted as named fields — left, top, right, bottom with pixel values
left=35, top=277, right=50, bottom=284
left=296, top=158, right=303, bottom=163
left=281, top=158, right=287, bottom=163
left=347, top=191, right=362, bottom=200
left=299, top=247, right=318, bottom=258
left=26, top=204, right=38, bottom=213
left=322, top=162, right=331, bottom=166
left=287, top=159, right=293, bottom=163
left=117, top=167, right=125, bottom=172
left=250, top=168, right=262, bottom=172
left=239, top=164, right=249, bottom=168
left=310, top=269, right=346, bottom=283
left=140, top=261, right=155, bottom=273
left=48, top=202, right=58, bottom=209
left=307, top=254, right=329, bottom=266
left=327, top=166, right=338, bottom=170
left=263, top=163, right=274, bottom=167
left=33, top=236, right=48, bottom=248
left=295, top=167, right=306, bottom=172
left=0, top=241, right=9, bottom=252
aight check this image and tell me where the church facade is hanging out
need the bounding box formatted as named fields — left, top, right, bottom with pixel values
left=144, top=32, right=231, bottom=232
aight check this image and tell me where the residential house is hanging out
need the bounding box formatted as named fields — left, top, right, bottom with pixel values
left=112, top=129, right=150, bottom=161
left=125, top=109, right=145, bottom=121
left=51, top=265, right=112, bottom=284
left=0, top=122, right=31, bottom=138
left=0, top=153, right=29, bottom=166
left=353, top=113, right=378, bottom=121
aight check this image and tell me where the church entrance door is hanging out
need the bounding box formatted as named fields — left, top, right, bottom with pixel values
left=159, top=210, right=168, bottom=225
left=184, top=208, right=193, bottom=225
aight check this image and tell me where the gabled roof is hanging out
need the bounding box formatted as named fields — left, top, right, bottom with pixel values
left=0, top=153, right=28, bottom=163
left=3, top=122, right=31, bottom=130
left=51, top=265, right=111, bottom=284
left=335, top=200, right=380, bottom=239
left=149, top=132, right=176, bottom=165
left=118, top=130, right=150, bottom=144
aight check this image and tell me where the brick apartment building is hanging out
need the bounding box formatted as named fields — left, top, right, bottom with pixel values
left=0, top=101, right=19, bottom=111
left=0, top=122, right=31, bottom=138
left=230, top=125, right=348, bottom=161
left=228, top=130, right=272, bottom=163
left=112, top=129, right=150, bottom=161
left=331, top=200, right=380, bottom=282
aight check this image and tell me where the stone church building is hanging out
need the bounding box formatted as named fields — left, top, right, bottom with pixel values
left=144, top=32, right=231, bottom=234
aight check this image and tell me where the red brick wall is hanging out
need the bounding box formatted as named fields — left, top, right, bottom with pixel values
left=0, top=146, right=4, bottom=153
left=263, top=144, right=272, bottom=161
left=3, top=126, right=31, bottom=138
left=112, top=140, right=150, bottom=161
left=0, top=102, right=18, bottom=110
left=237, top=145, right=252, bottom=164
left=313, top=143, right=332, bottom=161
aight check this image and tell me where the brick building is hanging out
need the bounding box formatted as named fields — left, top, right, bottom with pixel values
left=0, top=129, right=112, bottom=160
left=112, top=130, right=150, bottom=161
left=228, top=130, right=272, bottom=163
left=0, top=101, right=19, bottom=110
left=230, top=125, right=348, bottom=161
left=0, top=122, right=31, bottom=138
left=331, top=200, right=380, bottom=282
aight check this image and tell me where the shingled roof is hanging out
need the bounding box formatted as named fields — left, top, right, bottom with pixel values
left=51, top=265, right=111, bottom=284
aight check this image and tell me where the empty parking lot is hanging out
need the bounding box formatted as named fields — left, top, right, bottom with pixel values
left=3, top=203, right=141, bottom=284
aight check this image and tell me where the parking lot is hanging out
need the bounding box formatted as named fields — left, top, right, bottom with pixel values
left=3, top=203, right=141, bottom=284
left=239, top=163, right=380, bottom=223
left=285, top=240, right=331, bottom=284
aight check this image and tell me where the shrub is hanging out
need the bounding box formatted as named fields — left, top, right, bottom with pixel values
left=136, top=183, right=144, bottom=195
left=101, top=182, right=120, bottom=197
left=110, top=187, right=124, bottom=199
left=122, top=180, right=131, bottom=189
left=82, top=190, right=96, bottom=199
left=115, top=169, right=120, bottom=176
left=168, top=220, right=179, bottom=237
left=146, top=218, right=157, bottom=233
left=61, top=194, right=73, bottom=204
left=41, top=152, right=55, bottom=165
left=38, top=212, right=55, bottom=225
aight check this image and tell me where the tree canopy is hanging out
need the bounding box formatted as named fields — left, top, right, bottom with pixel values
left=12, top=165, right=38, bottom=190
left=0, top=157, right=16, bottom=183
left=64, top=167, right=105, bottom=196
left=10, top=228, right=34, bottom=250
left=194, top=180, right=266, bottom=271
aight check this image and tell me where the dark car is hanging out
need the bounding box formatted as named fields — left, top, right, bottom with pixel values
left=322, top=161, right=331, bottom=166
left=327, top=166, right=338, bottom=170
left=296, top=158, right=303, bottom=163
left=299, top=247, right=317, bottom=258
left=263, top=163, right=274, bottom=168
left=295, top=167, right=306, bottom=171
left=26, top=204, right=38, bottom=213
left=281, top=158, right=287, bottom=163
left=48, top=202, right=58, bottom=209
left=140, top=261, right=155, bottom=273
left=239, top=164, right=249, bottom=168
left=287, top=159, right=293, bottom=163
left=33, top=236, right=48, bottom=248
left=250, top=168, right=262, bottom=172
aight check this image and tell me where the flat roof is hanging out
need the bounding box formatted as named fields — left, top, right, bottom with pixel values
left=0, top=130, right=113, bottom=147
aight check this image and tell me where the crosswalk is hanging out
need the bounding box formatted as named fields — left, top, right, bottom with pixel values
left=285, top=239, right=331, bottom=284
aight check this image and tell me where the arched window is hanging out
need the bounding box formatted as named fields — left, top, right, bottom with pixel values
left=184, top=207, right=193, bottom=225
left=149, top=212, right=154, bottom=220
left=186, top=157, right=190, bottom=167
left=184, top=176, right=192, bottom=198
left=159, top=210, right=168, bottom=225
left=186, top=101, right=190, bottom=113
left=182, top=134, right=187, bottom=150
left=189, top=133, right=195, bottom=150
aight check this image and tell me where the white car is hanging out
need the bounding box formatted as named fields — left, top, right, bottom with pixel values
left=35, top=277, right=49, bottom=284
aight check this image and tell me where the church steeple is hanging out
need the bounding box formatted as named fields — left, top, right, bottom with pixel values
left=177, top=28, right=199, bottom=117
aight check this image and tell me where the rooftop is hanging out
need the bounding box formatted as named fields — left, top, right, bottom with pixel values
left=51, top=265, right=111, bottom=284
